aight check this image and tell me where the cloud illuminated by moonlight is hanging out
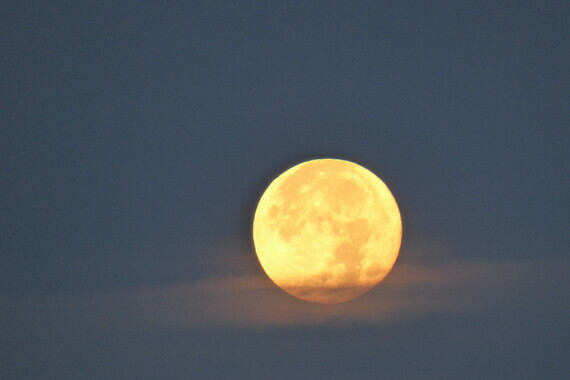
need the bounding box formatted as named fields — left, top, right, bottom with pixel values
left=3, top=258, right=568, bottom=332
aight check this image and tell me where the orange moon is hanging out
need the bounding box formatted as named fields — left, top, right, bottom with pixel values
left=253, top=158, right=402, bottom=304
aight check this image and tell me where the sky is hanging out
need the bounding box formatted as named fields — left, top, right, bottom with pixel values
left=1, top=1, right=569, bottom=379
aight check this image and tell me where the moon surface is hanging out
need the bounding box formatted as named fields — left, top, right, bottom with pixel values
left=253, top=158, right=402, bottom=304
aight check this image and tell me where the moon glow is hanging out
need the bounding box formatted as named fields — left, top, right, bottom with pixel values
left=253, top=159, right=402, bottom=304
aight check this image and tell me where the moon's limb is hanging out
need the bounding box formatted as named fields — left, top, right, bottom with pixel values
left=253, top=159, right=402, bottom=304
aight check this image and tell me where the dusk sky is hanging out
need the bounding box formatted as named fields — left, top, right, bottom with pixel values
left=2, top=1, right=569, bottom=379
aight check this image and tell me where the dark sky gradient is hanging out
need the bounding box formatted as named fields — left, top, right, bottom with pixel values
left=2, top=1, right=569, bottom=379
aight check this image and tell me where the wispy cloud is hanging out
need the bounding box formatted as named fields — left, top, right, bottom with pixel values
left=3, top=257, right=568, bottom=331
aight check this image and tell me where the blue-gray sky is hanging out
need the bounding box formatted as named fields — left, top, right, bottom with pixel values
left=2, top=1, right=569, bottom=379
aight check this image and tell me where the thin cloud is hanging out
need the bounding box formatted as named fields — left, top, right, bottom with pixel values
left=3, top=258, right=568, bottom=331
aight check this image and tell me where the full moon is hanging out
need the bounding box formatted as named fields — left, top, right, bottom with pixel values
left=253, top=158, right=402, bottom=304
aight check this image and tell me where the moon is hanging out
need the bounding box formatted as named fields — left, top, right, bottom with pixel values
left=253, top=158, right=402, bottom=304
